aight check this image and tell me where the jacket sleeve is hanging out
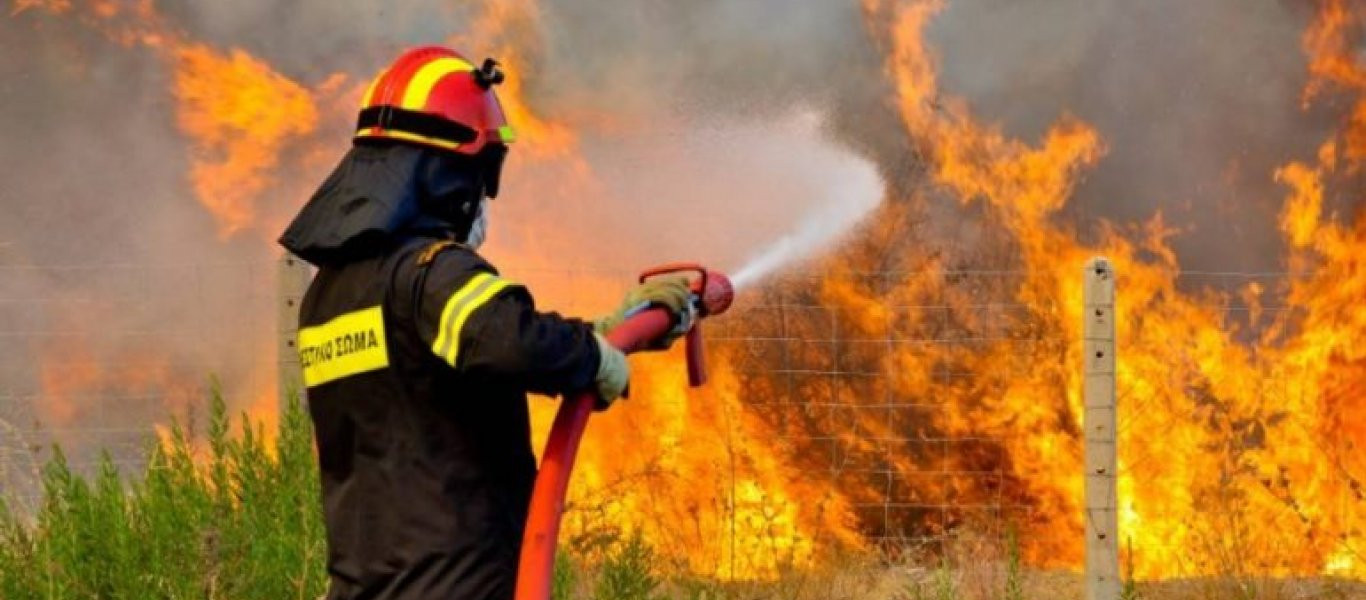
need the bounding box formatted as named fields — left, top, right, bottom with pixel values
left=415, top=251, right=601, bottom=397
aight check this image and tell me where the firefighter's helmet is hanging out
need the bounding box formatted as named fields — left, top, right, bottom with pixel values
left=356, top=46, right=515, bottom=156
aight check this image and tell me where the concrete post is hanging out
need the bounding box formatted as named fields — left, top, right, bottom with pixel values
left=277, top=253, right=312, bottom=411
left=1083, top=257, right=1120, bottom=600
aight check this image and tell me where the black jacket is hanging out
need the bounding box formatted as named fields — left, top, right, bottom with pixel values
left=296, top=237, right=600, bottom=599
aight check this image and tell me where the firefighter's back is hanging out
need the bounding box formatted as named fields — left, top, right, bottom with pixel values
left=298, top=238, right=535, bottom=600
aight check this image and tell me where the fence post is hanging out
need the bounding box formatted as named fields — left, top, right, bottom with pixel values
left=277, top=252, right=312, bottom=411
left=1083, top=257, right=1120, bottom=600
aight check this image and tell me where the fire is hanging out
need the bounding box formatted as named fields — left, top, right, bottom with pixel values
left=455, top=0, right=578, bottom=160
left=36, top=328, right=200, bottom=448
left=10, top=0, right=65, bottom=15
left=848, top=0, right=1366, bottom=579
left=1304, top=0, right=1366, bottom=166
left=13, top=2, right=332, bottom=459
left=457, top=3, right=863, bottom=574
left=11, top=0, right=1366, bottom=584
left=543, top=350, right=864, bottom=577
left=173, top=45, right=319, bottom=238
left=11, top=0, right=336, bottom=239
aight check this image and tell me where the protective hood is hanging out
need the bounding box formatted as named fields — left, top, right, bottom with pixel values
left=279, top=143, right=484, bottom=266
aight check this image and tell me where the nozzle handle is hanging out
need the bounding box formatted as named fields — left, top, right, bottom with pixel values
left=517, top=264, right=732, bottom=600
left=638, top=262, right=706, bottom=284
left=639, top=263, right=732, bottom=318
left=685, top=326, right=706, bottom=387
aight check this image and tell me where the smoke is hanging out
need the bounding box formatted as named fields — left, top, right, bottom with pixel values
left=503, top=0, right=1351, bottom=276
left=923, top=0, right=1340, bottom=272
left=0, top=9, right=282, bottom=469
left=163, top=1, right=466, bottom=78
left=0, top=0, right=894, bottom=478
left=4, top=0, right=1345, bottom=285
left=472, top=1, right=899, bottom=276
left=1, top=0, right=1360, bottom=527
left=728, top=115, right=884, bottom=290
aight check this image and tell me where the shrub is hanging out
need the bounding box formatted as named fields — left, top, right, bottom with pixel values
left=0, top=386, right=327, bottom=599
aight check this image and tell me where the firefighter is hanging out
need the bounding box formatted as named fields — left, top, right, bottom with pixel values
left=278, top=46, right=692, bottom=600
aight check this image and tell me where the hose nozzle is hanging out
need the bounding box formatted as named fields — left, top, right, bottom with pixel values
left=638, top=263, right=733, bottom=386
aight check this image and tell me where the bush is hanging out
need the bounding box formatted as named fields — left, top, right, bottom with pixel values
left=593, top=533, right=663, bottom=600
left=0, top=385, right=327, bottom=599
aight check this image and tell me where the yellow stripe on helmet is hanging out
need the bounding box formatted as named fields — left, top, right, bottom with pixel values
left=355, top=128, right=463, bottom=151
left=401, top=56, right=475, bottom=111
left=360, top=69, right=387, bottom=108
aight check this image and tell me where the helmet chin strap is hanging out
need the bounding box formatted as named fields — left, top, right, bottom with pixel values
left=464, top=198, right=489, bottom=249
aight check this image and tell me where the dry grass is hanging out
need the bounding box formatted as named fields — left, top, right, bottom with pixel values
left=555, top=535, right=1365, bottom=600
left=555, top=557, right=1366, bottom=600
left=2, top=394, right=1362, bottom=600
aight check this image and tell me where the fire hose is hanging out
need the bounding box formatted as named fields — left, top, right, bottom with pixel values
left=514, top=263, right=734, bottom=600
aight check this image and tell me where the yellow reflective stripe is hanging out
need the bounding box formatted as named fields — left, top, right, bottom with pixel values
left=298, top=306, right=389, bottom=387
left=444, top=279, right=512, bottom=364
left=431, top=272, right=494, bottom=359
left=497, top=124, right=517, bottom=143
left=431, top=273, right=514, bottom=366
left=401, top=57, right=474, bottom=110
left=356, top=128, right=463, bottom=151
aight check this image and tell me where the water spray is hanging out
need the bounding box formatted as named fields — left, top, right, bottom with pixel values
left=729, top=156, right=883, bottom=291
left=515, top=263, right=734, bottom=600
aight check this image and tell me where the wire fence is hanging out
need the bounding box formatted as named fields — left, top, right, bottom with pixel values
left=2, top=256, right=1355, bottom=581
left=705, top=269, right=1058, bottom=557
left=0, top=260, right=277, bottom=513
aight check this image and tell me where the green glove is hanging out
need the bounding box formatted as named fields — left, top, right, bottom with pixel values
left=593, top=276, right=695, bottom=350
left=593, top=333, right=629, bottom=411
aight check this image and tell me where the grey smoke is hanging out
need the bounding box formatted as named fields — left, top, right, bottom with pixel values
left=0, top=0, right=1357, bottom=486
left=926, top=0, right=1339, bottom=272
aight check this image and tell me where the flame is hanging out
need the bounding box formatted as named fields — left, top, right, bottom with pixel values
left=1304, top=0, right=1366, bottom=165
left=541, top=351, right=863, bottom=577
left=35, top=327, right=199, bottom=445
left=37, top=343, right=100, bottom=426
left=12, top=0, right=1366, bottom=584
left=847, top=0, right=1366, bottom=578
left=173, top=45, right=320, bottom=238
left=10, top=0, right=335, bottom=239
left=445, top=2, right=867, bottom=577
left=13, top=1, right=322, bottom=463
left=10, top=0, right=66, bottom=16
left=454, top=0, right=578, bottom=160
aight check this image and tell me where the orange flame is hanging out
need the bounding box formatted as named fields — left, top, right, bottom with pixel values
left=443, top=3, right=867, bottom=577
left=454, top=0, right=578, bottom=160
left=173, top=45, right=319, bottom=238
left=13, top=0, right=1366, bottom=583
left=11, top=0, right=334, bottom=239
left=856, top=0, right=1366, bottom=578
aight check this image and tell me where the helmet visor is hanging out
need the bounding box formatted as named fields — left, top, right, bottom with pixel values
left=481, top=143, right=508, bottom=198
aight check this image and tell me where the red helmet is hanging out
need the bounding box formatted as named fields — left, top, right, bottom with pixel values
left=355, top=46, right=515, bottom=157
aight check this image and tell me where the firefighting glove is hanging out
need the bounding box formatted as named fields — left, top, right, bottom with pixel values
left=593, top=276, right=696, bottom=351
left=593, top=333, right=630, bottom=410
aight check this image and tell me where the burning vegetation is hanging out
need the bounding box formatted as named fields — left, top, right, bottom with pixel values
left=1, top=0, right=1363, bottom=590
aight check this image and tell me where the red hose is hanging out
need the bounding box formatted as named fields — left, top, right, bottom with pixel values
left=514, top=307, right=677, bottom=600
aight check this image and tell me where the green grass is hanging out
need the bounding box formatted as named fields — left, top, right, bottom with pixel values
left=593, top=534, right=663, bottom=600
left=2, top=387, right=1361, bottom=599
left=0, top=386, right=690, bottom=600
left=0, top=385, right=327, bottom=600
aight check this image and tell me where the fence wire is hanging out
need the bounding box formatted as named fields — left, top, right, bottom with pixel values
left=3, top=259, right=1350, bottom=575
left=0, top=261, right=276, bottom=513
